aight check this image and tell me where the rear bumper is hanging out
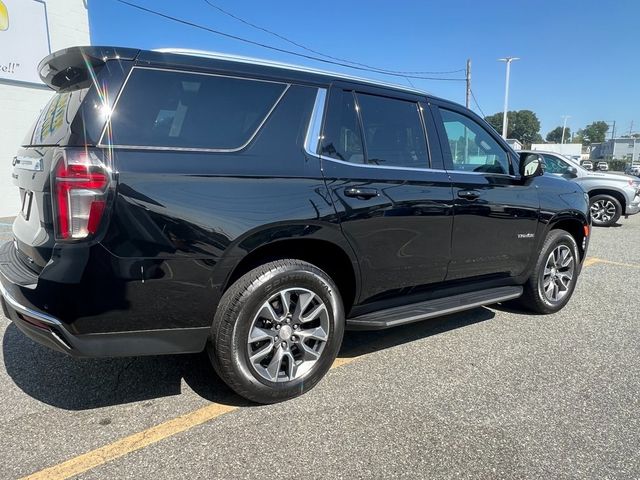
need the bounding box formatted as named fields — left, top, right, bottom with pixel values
left=0, top=267, right=209, bottom=358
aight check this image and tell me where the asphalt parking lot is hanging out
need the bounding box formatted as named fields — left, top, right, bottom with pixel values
left=1, top=215, right=639, bottom=480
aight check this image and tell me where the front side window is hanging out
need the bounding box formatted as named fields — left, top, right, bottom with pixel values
left=356, top=93, right=428, bottom=168
left=110, top=69, right=287, bottom=149
left=440, top=109, right=510, bottom=174
left=542, top=154, right=571, bottom=174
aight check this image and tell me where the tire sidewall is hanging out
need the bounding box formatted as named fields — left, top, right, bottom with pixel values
left=220, top=264, right=344, bottom=402
left=590, top=194, right=621, bottom=227
left=535, top=231, right=580, bottom=312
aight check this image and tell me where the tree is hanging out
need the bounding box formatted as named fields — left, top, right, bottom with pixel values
left=546, top=126, right=572, bottom=143
left=484, top=110, right=542, bottom=147
left=581, top=121, right=609, bottom=145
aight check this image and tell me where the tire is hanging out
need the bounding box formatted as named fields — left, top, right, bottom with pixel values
left=589, top=194, right=622, bottom=227
left=208, top=259, right=344, bottom=404
left=517, top=229, right=581, bottom=314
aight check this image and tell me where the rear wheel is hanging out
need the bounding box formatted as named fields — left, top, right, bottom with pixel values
left=208, top=260, right=344, bottom=404
left=589, top=194, right=622, bottom=227
left=517, top=229, right=580, bottom=314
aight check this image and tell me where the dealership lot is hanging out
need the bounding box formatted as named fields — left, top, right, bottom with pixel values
left=1, top=216, right=639, bottom=479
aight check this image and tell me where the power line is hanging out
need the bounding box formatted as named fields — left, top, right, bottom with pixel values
left=115, top=0, right=466, bottom=82
left=202, top=0, right=466, bottom=76
left=469, top=88, right=486, bottom=118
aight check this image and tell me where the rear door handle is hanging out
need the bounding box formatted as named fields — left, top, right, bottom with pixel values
left=344, top=187, right=379, bottom=200
left=457, top=190, right=480, bottom=200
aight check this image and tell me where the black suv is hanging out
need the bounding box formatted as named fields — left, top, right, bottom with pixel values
left=0, top=47, right=590, bottom=403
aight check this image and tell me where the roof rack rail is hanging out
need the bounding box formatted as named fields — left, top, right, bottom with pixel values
left=152, top=48, right=428, bottom=96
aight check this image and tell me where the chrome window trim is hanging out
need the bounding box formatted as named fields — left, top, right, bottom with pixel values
left=319, top=154, right=448, bottom=174
left=97, top=66, right=290, bottom=153
left=153, top=48, right=429, bottom=97
left=303, top=88, right=327, bottom=157
left=446, top=170, right=518, bottom=179
left=303, top=88, right=445, bottom=174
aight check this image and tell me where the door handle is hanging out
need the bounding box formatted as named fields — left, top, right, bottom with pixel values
left=344, top=187, right=379, bottom=200
left=457, top=190, right=480, bottom=200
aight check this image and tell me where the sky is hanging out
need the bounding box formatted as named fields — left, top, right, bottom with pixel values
left=89, top=0, right=640, bottom=140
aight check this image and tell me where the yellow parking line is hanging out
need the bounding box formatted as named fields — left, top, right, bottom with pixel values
left=583, top=257, right=601, bottom=267
left=20, top=355, right=360, bottom=480
left=583, top=257, right=640, bottom=269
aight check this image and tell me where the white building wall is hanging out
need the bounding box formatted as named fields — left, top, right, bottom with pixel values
left=0, top=0, right=89, bottom=218
left=530, top=143, right=582, bottom=158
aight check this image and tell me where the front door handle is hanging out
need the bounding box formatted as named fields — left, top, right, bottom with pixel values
left=344, top=187, right=379, bottom=200
left=457, top=190, right=480, bottom=201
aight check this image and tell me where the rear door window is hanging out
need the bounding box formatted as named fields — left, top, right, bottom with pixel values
left=109, top=68, right=287, bottom=150
left=319, top=89, right=429, bottom=168
left=319, top=90, right=364, bottom=163
left=355, top=93, right=429, bottom=169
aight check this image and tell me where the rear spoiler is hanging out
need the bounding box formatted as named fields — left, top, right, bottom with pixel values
left=38, top=46, right=139, bottom=91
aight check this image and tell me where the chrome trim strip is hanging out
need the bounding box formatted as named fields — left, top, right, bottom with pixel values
left=0, top=278, right=62, bottom=327
left=97, top=66, right=291, bottom=153
left=319, top=154, right=447, bottom=174
left=153, top=48, right=429, bottom=97
left=446, top=169, right=517, bottom=178
left=303, top=88, right=327, bottom=157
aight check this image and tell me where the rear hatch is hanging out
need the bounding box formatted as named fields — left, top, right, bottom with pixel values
left=10, top=47, right=138, bottom=273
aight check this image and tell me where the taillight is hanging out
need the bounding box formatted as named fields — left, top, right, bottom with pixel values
left=53, top=149, right=110, bottom=240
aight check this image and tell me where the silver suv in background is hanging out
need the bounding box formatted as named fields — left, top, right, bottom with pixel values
left=525, top=150, right=640, bottom=227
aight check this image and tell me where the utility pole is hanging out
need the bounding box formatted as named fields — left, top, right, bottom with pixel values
left=498, top=57, right=520, bottom=139
left=561, top=115, right=570, bottom=144
left=612, top=120, right=616, bottom=140
left=629, top=120, right=634, bottom=136
left=465, top=58, right=471, bottom=109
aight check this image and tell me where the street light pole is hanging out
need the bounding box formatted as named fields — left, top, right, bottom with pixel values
left=498, top=57, right=520, bottom=139
left=561, top=115, right=570, bottom=144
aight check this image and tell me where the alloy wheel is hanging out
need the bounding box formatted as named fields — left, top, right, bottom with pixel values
left=590, top=199, right=617, bottom=223
left=541, top=245, right=575, bottom=303
left=247, top=288, right=330, bottom=383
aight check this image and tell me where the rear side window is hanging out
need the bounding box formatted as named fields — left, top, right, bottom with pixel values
left=109, top=69, right=287, bottom=150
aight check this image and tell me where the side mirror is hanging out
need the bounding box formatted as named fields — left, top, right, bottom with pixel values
left=566, top=166, right=578, bottom=177
left=519, top=152, right=544, bottom=178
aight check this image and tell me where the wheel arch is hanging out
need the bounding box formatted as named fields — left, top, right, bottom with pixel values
left=220, top=229, right=360, bottom=317
left=587, top=188, right=627, bottom=212
left=547, top=213, right=589, bottom=260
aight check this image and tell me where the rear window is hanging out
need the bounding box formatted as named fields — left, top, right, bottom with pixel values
left=25, top=90, right=87, bottom=146
left=109, top=68, right=288, bottom=150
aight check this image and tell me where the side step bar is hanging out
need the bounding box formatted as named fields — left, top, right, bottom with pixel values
left=346, top=286, right=523, bottom=330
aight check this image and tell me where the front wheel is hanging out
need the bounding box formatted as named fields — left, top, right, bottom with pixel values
left=590, top=194, right=622, bottom=227
left=518, top=229, right=581, bottom=314
left=208, top=260, right=344, bottom=404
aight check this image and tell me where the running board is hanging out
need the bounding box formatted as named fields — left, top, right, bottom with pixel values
left=346, top=286, right=523, bottom=330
